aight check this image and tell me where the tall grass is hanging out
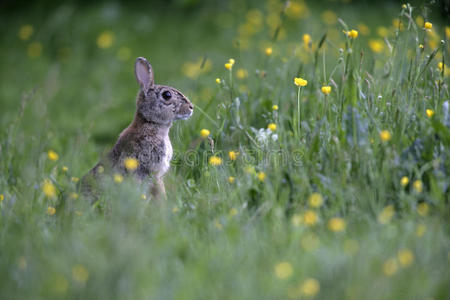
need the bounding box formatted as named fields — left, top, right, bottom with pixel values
left=0, top=1, right=449, bottom=299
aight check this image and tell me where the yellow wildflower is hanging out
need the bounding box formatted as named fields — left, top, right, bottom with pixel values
left=397, top=249, right=414, bottom=267
left=417, top=203, right=429, bottom=216
left=124, top=157, right=139, bottom=171
left=377, top=26, right=388, bottom=37
left=369, top=39, right=384, bottom=53
left=47, top=150, right=59, bottom=161
left=228, top=151, right=239, bottom=161
left=113, top=174, right=123, bottom=183
left=378, top=205, right=395, bottom=224
left=303, top=210, right=318, bottom=226
left=224, top=58, right=235, bottom=70
left=268, top=123, right=277, bottom=132
left=327, top=217, right=346, bottom=232
left=419, top=44, right=424, bottom=49
left=200, top=129, right=210, bottom=138
left=426, top=109, right=434, bottom=118
left=69, top=193, right=79, bottom=199
left=415, top=16, right=424, bottom=27
left=0, top=194, right=4, bottom=202
left=321, top=86, right=332, bottom=95
left=308, top=193, right=323, bottom=208
left=383, top=258, right=398, bottom=276
left=236, top=68, right=248, bottom=79
left=347, top=29, right=358, bottom=38
left=47, top=206, right=56, bottom=216
left=215, top=78, right=221, bottom=84
left=413, top=180, right=423, bottom=193
left=27, top=42, right=42, bottom=58
left=71, top=177, right=79, bottom=183
left=257, top=171, right=266, bottom=182
left=62, top=166, right=68, bottom=172
left=424, top=22, right=432, bottom=30
left=265, top=47, right=273, bottom=56
left=141, top=194, right=147, bottom=200
left=416, top=224, right=426, bottom=237
left=228, top=176, right=235, bottom=183
left=172, top=206, right=179, bottom=213
left=302, top=33, right=311, bottom=46
left=72, top=265, right=89, bottom=283
left=300, top=278, right=320, bottom=297
left=379, top=130, right=392, bottom=142
left=18, top=25, right=33, bottom=41
left=437, top=63, right=450, bottom=76
left=274, top=262, right=293, bottom=279
left=400, top=176, right=409, bottom=187
left=294, top=77, right=307, bottom=87
left=209, top=156, right=222, bottom=166
left=97, top=31, right=115, bottom=49
left=272, top=105, right=278, bottom=110
left=42, top=179, right=56, bottom=198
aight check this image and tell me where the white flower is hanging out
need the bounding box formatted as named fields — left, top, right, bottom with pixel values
left=251, top=127, right=277, bottom=144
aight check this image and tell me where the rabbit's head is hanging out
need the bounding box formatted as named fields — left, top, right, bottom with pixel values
left=134, top=57, right=194, bottom=125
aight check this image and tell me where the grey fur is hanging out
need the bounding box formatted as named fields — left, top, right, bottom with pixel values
left=81, top=57, right=193, bottom=200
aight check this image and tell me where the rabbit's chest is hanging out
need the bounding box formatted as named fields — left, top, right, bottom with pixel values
left=161, top=139, right=173, bottom=175
left=136, top=137, right=172, bottom=177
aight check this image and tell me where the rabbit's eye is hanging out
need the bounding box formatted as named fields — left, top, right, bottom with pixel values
left=162, top=91, right=172, bottom=100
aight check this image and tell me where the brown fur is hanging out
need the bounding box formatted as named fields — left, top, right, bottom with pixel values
left=81, top=57, right=193, bottom=201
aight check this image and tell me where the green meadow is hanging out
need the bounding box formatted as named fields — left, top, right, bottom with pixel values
left=0, top=0, right=449, bottom=299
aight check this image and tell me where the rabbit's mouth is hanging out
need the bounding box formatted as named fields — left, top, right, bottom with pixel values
left=177, top=110, right=193, bottom=120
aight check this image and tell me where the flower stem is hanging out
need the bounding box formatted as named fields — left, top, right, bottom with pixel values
left=229, top=68, right=233, bottom=103
left=297, top=86, right=302, bottom=136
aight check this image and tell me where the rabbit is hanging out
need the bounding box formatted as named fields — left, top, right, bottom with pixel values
left=81, top=57, right=194, bottom=200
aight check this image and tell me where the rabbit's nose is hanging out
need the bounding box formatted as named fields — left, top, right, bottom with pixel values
left=189, top=103, right=194, bottom=110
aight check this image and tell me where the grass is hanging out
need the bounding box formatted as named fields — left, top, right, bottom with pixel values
left=0, top=0, right=449, bottom=299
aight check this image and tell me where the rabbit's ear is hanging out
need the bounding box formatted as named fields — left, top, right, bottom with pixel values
left=135, top=57, right=154, bottom=92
